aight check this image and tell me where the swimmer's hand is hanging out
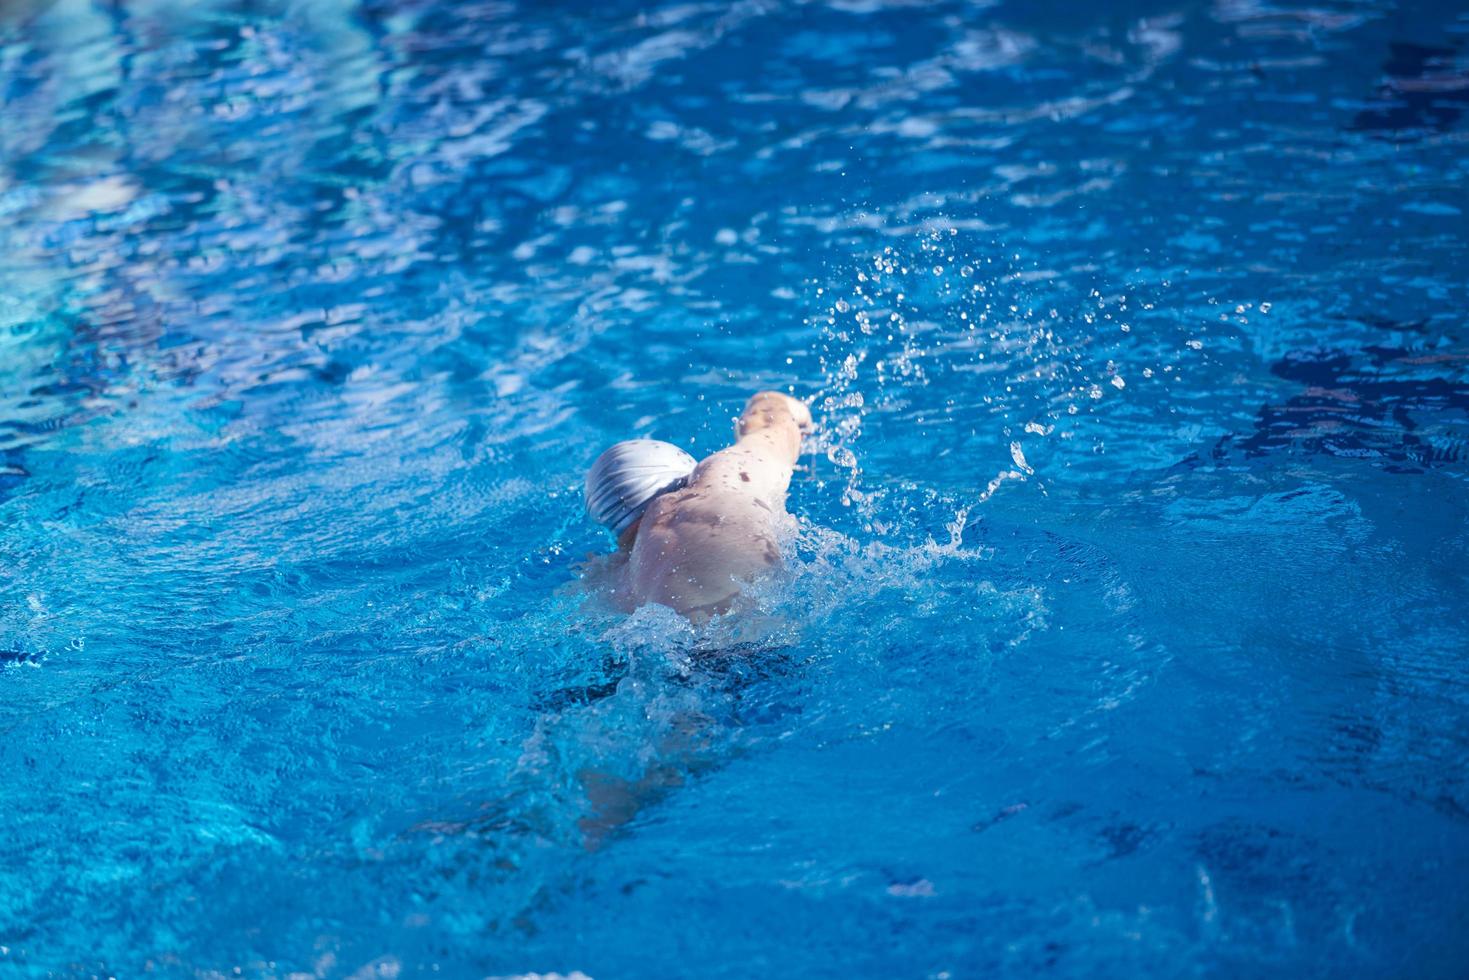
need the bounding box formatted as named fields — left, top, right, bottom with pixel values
left=739, top=391, right=813, bottom=439
left=785, top=393, right=814, bottom=436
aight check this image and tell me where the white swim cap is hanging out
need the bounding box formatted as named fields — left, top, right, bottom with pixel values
left=585, top=439, right=697, bottom=536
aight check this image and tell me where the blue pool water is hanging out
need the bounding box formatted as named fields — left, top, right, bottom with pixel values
left=3, top=0, right=1469, bottom=975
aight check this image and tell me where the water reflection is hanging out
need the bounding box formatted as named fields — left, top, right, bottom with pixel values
left=1351, top=41, right=1469, bottom=137
left=1231, top=341, right=1469, bottom=469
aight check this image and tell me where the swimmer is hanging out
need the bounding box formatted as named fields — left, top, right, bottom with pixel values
left=584, top=391, right=812, bottom=622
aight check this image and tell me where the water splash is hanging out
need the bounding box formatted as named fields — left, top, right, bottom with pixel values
left=808, top=227, right=1155, bottom=536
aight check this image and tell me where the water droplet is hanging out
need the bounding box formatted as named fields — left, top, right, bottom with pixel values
left=1009, top=441, right=1033, bottom=474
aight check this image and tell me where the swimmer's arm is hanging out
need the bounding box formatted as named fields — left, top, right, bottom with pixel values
left=688, top=391, right=810, bottom=498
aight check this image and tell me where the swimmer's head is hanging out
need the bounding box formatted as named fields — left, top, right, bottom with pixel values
left=585, top=439, right=698, bottom=538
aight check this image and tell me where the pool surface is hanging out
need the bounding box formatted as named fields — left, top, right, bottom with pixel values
left=2, top=0, right=1468, bottom=976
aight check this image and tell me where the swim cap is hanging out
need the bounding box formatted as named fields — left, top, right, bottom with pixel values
left=584, top=439, right=697, bottom=536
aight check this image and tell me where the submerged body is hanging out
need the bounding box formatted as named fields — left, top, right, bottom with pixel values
left=601, top=392, right=810, bottom=621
